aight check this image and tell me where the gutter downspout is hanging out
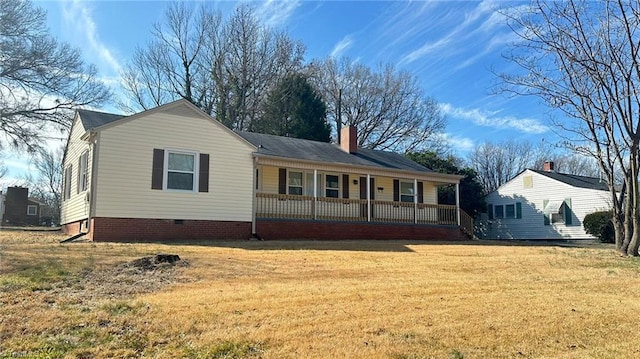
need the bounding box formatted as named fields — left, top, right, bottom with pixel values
left=87, top=132, right=99, bottom=238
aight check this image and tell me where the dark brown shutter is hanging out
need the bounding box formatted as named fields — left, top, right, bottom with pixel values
left=342, top=174, right=349, bottom=199
left=393, top=179, right=400, bottom=202
left=369, top=177, right=375, bottom=200
left=278, top=168, right=287, bottom=194
left=151, top=149, right=164, bottom=190
left=359, top=177, right=367, bottom=199
left=199, top=153, right=209, bottom=192
left=417, top=181, right=424, bottom=203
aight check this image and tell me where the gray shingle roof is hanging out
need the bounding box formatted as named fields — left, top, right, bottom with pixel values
left=530, top=169, right=609, bottom=191
left=77, top=109, right=124, bottom=130
left=236, top=131, right=432, bottom=173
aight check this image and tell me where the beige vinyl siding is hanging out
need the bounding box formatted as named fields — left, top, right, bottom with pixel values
left=60, top=117, right=91, bottom=225
left=259, top=166, right=439, bottom=205
left=485, top=169, right=611, bottom=240
left=93, top=110, right=254, bottom=221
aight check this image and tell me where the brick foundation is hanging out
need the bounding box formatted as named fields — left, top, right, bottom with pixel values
left=61, top=220, right=86, bottom=236
left=255, top=219, right=467, bottom=241
left=90, top=217, right=252, bottom=242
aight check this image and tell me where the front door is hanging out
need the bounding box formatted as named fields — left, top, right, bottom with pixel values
left=359, top=177, right=375, bottom=219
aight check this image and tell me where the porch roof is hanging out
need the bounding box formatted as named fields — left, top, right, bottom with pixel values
left=236, top=131, right=432, bottom=173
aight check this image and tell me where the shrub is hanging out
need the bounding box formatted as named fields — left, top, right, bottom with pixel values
left=583, top=211, right=615, bottom=243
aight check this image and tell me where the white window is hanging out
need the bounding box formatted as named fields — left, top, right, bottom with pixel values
left=288, top=171, right=303, bottom=195
left=63, top=165, right=72, bottom=200
left=27, top=205, right=37, bottom=216
left=552, top=210, right=565, bottom=223
left=78, top=151, right=89, bottom=192
left=165, top=150, right=197, bottom=191
left=400, top=181, right=414, bottom=203
left=325, top=174, right=339, bottom=198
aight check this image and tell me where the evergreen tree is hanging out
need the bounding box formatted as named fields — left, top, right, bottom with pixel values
left=254, top=73, right=331, bottom=142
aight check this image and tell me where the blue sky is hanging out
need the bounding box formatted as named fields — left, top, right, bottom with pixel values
left=6, top=0, right=555, bottom=183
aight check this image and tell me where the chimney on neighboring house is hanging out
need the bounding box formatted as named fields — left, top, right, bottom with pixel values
left=340, top=126, right=357, bottom=154
left=543, top=161, right=555, bottom=172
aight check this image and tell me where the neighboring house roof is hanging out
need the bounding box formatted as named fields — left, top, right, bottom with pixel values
left=236, top=131, right=433, bottom=173
left=27, top=198, right=45, bottom=206
left=77, top=109, right=125, bottom=130
left=529, top=169, right=609, bottom=191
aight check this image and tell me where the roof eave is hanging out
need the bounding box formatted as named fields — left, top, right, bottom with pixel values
left=253, top=153, right=463, bottom=183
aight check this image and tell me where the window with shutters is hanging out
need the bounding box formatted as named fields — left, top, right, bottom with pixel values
left=78, top=150, right=89, bottom=192
left=400, top=181, right=414, bottom=203
left=325, top=174, right=339, bottom=198
left=63, top=165, right=72, bottom=201
left=165, top=150, right=198, bottom=191
left=495, top=205, right=504, bottom=218
left=505, top=204, right=515, bottom=218
left=288, top=171, right=303, bottom=195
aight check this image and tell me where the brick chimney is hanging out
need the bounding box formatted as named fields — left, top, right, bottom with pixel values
left=543, top=161, right=555, bottom=172
left=340, top=126, right=357, bottom=154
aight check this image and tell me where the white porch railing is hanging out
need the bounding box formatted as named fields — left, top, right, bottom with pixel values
left=255, top=193, right=460, bottom=226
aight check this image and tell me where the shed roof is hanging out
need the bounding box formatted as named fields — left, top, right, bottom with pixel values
left=236, top=131, right=432, bottom=173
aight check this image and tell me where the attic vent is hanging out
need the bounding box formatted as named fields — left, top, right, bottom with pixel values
left=523, top=175, right=533, bottom=188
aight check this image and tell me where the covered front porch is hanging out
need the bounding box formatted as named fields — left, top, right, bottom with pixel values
left=251, top=160, right=474, bottom=239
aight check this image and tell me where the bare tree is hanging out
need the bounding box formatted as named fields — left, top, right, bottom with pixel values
left=531, top=144, right=600, bottom=177
left=28, top=146, right=62, bottom=224
left=308, top=57, right=446, bottom=152
left=214, top=4, right=305, bottom=131
left=0, top=0, right=110, bottom=150
left=500, top=0, right=640, bottom=255
left=467, top=140, right=536, bottom=194
left=120, top=3, right=305, bottom=132
left=120, top=3, right=220, bottom=114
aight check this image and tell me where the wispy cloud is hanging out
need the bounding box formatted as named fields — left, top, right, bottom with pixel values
left=330, top=35, right=354, bottom=58
left=61, top=1, right=121, bottom=79
left=256, top=0, right=301, bottom=27
left=437, top=133, right=475, bottom=152
left=440, top=103, right=549, bottom=134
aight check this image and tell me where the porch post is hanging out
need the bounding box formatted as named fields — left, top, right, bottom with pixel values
left=367, top=173, right=371, bottom=222
left=455, top=182, right=461, bottom=226
left=414, top=178, right=418, bottom=224
left=313, top=169, right=318, bottom=220
left=251, top=157, right=258, bottom=236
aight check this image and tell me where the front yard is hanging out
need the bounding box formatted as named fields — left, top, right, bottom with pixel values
left=0, top=231, right=637, bottom=358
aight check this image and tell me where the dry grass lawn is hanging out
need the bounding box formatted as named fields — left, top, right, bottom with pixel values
left=1, top=230, right=639, bottom=358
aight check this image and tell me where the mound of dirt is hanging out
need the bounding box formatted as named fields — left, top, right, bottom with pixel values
left=38, top=254, right=192, bottom=305
left=126, top=254, right=184, bottom=271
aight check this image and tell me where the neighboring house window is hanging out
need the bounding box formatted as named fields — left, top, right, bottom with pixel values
left=543, top=198, right=573, bottom=226
left=505, top=204, right=515, bottom=218
left=166, top=150, right=198, bottom=191
left=400, top=181, right=414, bottom=203
left=490, top=202, right=522, bottom=219
left=63, top=165, right=72, bottom=201
left=325, top=174, right=339, bottom=198
left=77, top=150, right=89, bottom=193
left=288, top=171, right=303, bottom=195
left=27, top=205, right=37, bottom=216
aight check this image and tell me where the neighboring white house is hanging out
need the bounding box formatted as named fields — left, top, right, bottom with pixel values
left=482, top=162, right=612, bottom=240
